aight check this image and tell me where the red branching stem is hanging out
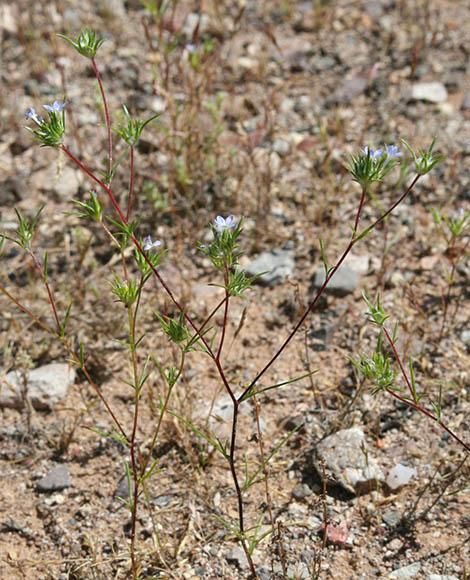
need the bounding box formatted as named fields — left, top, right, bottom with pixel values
left=216, top=288, right=230, bottom=361
left=0, top=282, right=127, bottom=439
left=29, top=250, right=62, bottom=334
left=381, top=321, right=469, bottom=453
left=61, top=147, right=237, bottom=400
left=239, top=174, right=422, bottom=403
left=354, top=188, right=367, bottom=233
left=386, top=388, right=470, bottom=453
left=382, top=326, right=415, bottom=401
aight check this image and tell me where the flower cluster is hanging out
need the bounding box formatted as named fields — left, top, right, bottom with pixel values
left=57, top=29, right=106, bottom=60
left=24, top=100, right=68, bottom=147
left=349, top=143, right=403, bottom=189
left=402, top=138, right=444, bottom=176
left=200, top=215, right=241, bottom=270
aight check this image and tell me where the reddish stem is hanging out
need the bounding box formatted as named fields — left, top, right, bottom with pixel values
left=61, top=146, right=239, bottom=402
left=382, top=325, right=469, bottom=453
left=382, top=326, right=415, bottom=401
left=239, top=174, right=421, bottom=403
left=0, top=282, right=127, bottom=439
left=29, top=250, right=62, bottom=334
left=384, top=388, right=469, bottom=453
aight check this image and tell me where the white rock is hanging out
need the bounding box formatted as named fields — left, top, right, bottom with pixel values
left=388, top=562, right=421, bottom=579
left=0, top=363, right=75, bottom=410
left=410, top=82, right=447, bottom=103
left=386, top=464, right=417, bottom=490
left=315, top=427, right=384, bottom=494
left=0, top=4, right=17, bottom=34
left=183, top=13, right=210, bottom=37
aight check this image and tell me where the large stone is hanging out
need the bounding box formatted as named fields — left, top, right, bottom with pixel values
left=325, top=75, right=368, bottom=106
left=410, top=82, right=447, bottom=103
left=311, top=266, right=358, bottom=297
left=245, top=248, right=295, bottom=286
left=37, top=465, right=71, bottom=492
left=388, top=563, right=421, bottom=579
left=315, top=427, right=384, bottom=494
left=386, top=464, right=417, bottom=490
left=0, top=363, right=75, bottom=410
left=226, top=545, right=249, bottom=570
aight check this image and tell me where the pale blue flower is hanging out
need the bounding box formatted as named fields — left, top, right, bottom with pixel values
left=361, top=146, right=383, bottom=161
left=44, top=100, right=68, bottom=113
left=385, top=144, right=402, bottom=159
left=25, top=107, right=43, bottom=124
left=143, top=235, right=162, bottom=251
left=214, top=215, right=237, bottom=231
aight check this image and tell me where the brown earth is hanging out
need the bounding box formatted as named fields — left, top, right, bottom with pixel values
left=0, top=1, right=469, bottom=579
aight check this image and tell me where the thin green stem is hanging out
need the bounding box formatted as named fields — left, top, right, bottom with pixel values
left=128, top=304, right=141, bottom=580
left=127, top=145, right=135, bottom=220
left=91, top=58, right=113, bottom=175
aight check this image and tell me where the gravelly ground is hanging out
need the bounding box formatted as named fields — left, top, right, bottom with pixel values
left=1, top=1, right=469, bottom=579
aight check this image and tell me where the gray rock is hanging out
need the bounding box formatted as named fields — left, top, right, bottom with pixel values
left=226, top=545, right=249, bottom=570
left=245, top=248, right=295, bottom=286
left=293, top=483, right=313, bottom=500
left=382, top=510, right=400, bottom=528
left=0, top=4, right=17, bottom=35
left=346, top=254, right=370, bottom=275
left=33, top=165, right=83, bottom=199
left=256, top=566, right=270, bottom=580
left=272, top=138, right=290, bottom=156
left=325, top=75, right=368, bottom=106
left=113, top=475, right=134, bottom=503
left=37, top=465, right=71, bottom=492
left=0, top=363, right=75, bottom=410
left=386, top=464, right=417, bottom=490
left=311, top=266, right=358, bottom=297
left=315, top=427, right=384, bottom=494
left=388, top=563, right=421, bottom=579
left=309, top=322, right=337, bottom=351
left=153, top=495, right=172, bottom=507
left=98, top=0, right=126, bottom=17
left=460, top=329, right=470, bottom=345
left=427, top=576, right=459, bottom=580
left=410, top=82, right=448, bottom=103
left=183, top=12, right=210, bottom=38
left=315, top=56, right=336, bottom=71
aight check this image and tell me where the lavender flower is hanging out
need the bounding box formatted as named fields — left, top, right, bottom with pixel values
left=384, top=144, right=402, bottom=159
left=25, top=107, right=43, bottom=124
left=44, top=100, right=68, bottom=113
left=361, top=146, right=383, bottom=161
left=213, top=215, right=237, bottom=231
left=143, top=235, right=162, bottom=252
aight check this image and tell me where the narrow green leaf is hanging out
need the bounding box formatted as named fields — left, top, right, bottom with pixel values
left=168, top=410, right=225, bottom=455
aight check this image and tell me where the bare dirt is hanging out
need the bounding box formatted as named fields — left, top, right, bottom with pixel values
left=1, top=1, right=469, bottom=579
